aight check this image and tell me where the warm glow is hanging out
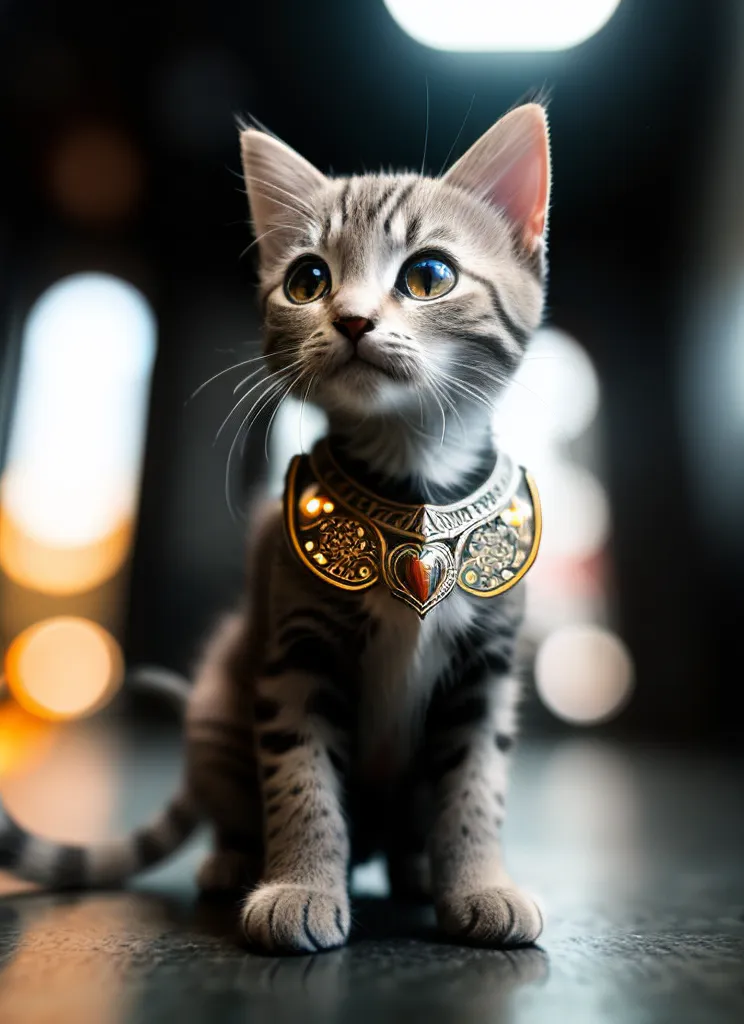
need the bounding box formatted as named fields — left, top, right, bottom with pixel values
left=503, top=501, right=524, bottom=528
left=4, top=617, right=124, bottom=721
left=382, top=0, right=623, bottom=51
left=0, top=699, right=56, bottom=778
left=323, top=501, right=335, bottom=514
left=305, top=498, right=321, bottom=515
left=49, top=124, right=144, bottom=224
left=0, top=273, right=156, bottom=594
left=0, top=507, right=132, bottom=595
left=535, top=624, right=634, bottom=725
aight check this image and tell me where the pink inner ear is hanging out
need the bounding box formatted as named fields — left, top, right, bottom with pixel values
left=444, top=104, right=551, bottom=253
left=496, top=128, right=550, bottom=251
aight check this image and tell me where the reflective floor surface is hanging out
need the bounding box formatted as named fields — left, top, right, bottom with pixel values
left=0, top=721, right=742, bottom=1023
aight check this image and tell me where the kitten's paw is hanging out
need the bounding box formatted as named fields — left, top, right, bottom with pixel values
left=241, top=883, right=350, bottom=954
left=437, top=887, right=543, bottom=948
left=197, top=850, right=257, bottom=895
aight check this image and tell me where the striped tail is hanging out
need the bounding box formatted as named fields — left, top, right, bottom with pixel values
left=0, top=666, right=203, bottom=889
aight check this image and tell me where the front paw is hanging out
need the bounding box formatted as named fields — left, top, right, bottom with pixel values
left=437, top=887, right=543, bottom=948
left=241, top=883, right=350, bottom=954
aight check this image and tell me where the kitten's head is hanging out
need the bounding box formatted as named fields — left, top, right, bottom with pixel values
left=240, top=104, right=550, bottom=421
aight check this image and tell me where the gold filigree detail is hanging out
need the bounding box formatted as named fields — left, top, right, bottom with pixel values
left=302, top=515, right=378, bottom=584
left=458, top=520, right=520, bottom=593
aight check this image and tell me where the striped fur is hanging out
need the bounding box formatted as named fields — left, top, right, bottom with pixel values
left=0, top=104, right=550, bottom=952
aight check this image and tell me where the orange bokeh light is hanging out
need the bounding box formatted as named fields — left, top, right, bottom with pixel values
left=0, top=507, right=133, bottom=595
left=0, top=698, right=56, bottom=778
left=4, top=617, right=124, bottom=721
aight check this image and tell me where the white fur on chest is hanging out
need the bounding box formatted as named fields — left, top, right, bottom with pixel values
left=357, top=585, right=477, bottom=773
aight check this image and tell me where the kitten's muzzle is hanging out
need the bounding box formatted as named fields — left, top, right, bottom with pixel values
left=333, top=316, right=375, bottom=345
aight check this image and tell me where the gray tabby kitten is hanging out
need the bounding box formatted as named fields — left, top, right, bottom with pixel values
left=0, top=103, right=550, bottom=953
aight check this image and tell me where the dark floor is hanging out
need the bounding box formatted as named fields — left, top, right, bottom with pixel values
left=1, top=719, right=743, bottom=1023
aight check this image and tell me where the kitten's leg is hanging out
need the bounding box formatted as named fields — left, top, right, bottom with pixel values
left=187, top=612, right=263, bottom=896
left=425, top=670, right=542, bottom=947
left=240, top=605, right=355, bottom=954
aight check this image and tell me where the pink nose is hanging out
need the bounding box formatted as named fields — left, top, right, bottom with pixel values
left=333, top=316, right=375, bottom=345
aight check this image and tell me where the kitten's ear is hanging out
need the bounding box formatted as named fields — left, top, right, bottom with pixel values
left=443, top=103, right=551, bottom=253
left=240, top=127, right=327, bottom=263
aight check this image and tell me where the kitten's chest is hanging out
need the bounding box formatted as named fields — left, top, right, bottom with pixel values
left=355, top=585, right=477, bottom=778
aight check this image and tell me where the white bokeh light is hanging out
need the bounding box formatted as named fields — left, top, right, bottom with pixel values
left=382, top=0, right=623, bottom=52
left=535, top=624, right=634, bottom=725
left=539, top=460, right=611, bottom=559
left=2, top=273, right=156, bottom=547
left=494, top=327, right=600, bottom=465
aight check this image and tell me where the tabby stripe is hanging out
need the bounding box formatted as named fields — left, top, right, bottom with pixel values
left=383, top=182, right=417, bottom=235
left=440, top=695, right=488, bottom=730
left=187, top=717, right=253, bottom=743
left=429, top=745, right=468, bottom=781
left=465, top=271, right=530, bottom=347
left=259, top=730, right=305, bottom=755
left=254, top=697, right=281, bottom=724
left=367, top=183, right=397, bottom=222
left=52, top=846, right=87, bottom=887
left=189, top=740, right=257, bottom=780
left=459, top=650, right=511, bottom=688
left=264, top=635, right=343, bottom=678
left=339, top=181, right=351, bottom=225
left=278, top=606, right=356, bottom=636
left=0, top=820, right=28, bottom=866
left=305, top=688, right=351, bottom=732
left=405, top=213, right=422, bottom=249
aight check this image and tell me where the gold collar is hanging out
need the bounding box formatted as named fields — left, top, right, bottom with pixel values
left=283, top=439, right=541, bottom=617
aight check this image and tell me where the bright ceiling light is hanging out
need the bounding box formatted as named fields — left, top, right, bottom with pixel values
left=535, top=624, right=634, bottom=725
left=381, top=0, right=623, bottom=52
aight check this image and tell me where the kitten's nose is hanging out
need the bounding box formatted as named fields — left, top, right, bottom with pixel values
left=333, top=316, right=375, bottom=345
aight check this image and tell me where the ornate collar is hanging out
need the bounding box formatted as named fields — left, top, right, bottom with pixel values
left=283, top=439, right=541, bottom=617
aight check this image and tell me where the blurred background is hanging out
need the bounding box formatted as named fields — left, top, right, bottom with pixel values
left=0, top=0, right=743, bottom=847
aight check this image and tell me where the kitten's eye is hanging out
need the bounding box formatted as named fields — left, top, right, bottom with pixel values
left=398, top=256, right=456, bottom=301
left=285, top=257, right=331, bottom=304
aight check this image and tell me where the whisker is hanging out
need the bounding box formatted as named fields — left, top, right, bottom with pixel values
left=240, top=223, right=296, bottom=260
left=421, top=76, right=430, bottom=176
left=242, top=175, right=317, bottom=218
left=298, top=375, right=316, bottom=454
left=224, top=376, right=289, bottom=521
left=214, top=361, right=302, bottom=444
left=438, top=93, right=476, bottom=176
left=264, top=373, right=303, bottom=462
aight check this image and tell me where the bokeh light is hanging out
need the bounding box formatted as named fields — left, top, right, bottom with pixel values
left=535, top=624, right=634, bottom=725
left=48, top=124, right=144, bottom=224
left=0, top=699, right=56, bottom=778
left=382, top=0, right=623, bottom=52
left=538, top=460, right=611, bottom=560
left=4, top=617, right=124, bottom=721
left=0, top=273, right=156, bottom=593
left=494, top=327, right=601, bottom=464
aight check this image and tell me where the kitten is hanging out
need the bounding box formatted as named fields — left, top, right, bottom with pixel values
left=0, top=103, right=550, bottom=952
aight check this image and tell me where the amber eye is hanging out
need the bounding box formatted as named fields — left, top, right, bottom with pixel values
left=285, top=256, right=331, bottom=304
left=397, top=255, right=457, bottom=300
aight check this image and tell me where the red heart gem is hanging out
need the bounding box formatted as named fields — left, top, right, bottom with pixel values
left=402, top=551, right=441, bottom=603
